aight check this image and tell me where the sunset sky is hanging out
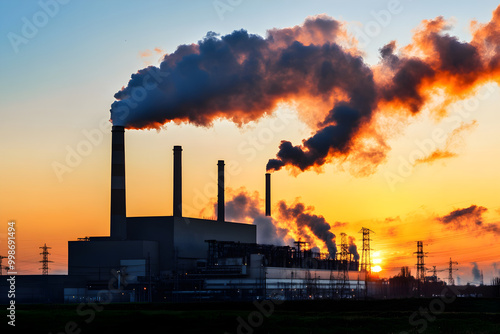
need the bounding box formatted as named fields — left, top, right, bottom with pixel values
left=1, top=0, right=500, bottom=284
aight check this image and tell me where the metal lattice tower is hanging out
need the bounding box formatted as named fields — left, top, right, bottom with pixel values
left=339, top=233, right=350, bottom=263
left=337, top=233, right=349, bottom=298
left=427, top=265, right=446, bottom=281
left=359, top=227, right=374, bottom=274
left=448, top=258, right=458, bottom=285
left=414, top=241, right=427, bottom=282
left=414, top=241, right=427, bottom=297
left=39, top=243, right=53, bottom=275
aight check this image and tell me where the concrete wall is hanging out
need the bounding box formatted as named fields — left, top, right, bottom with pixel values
left=127, top=216, right=175, bottom=273
left=68, top=240, right=159, bottom=281
left=68, top=216, right=256, bottom=278
left=126, top=216, right=256, bottom=273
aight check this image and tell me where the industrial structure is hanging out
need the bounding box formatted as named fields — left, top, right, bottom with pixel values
left=359, top=228, right=373, bottom=274
left=39, top=243, right=53, bottom=275
left=448, top=258, right=459, bottom=286
left=0, top=126, right=500, bottom=303
left=63, top=125, right=365, bottom=302
left=1, top=126, right=499, bottom=303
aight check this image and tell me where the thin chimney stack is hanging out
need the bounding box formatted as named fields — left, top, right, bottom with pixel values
left=110, top=126, right=127, bottom=240
left=173, top=146, right=182, bottom=217
left=217, top=160, right=225, bottom=222
left=265, top=172, right=271, bottom=216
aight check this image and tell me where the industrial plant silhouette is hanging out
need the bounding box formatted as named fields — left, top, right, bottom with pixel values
left=0, top=126, right=498, bottom=304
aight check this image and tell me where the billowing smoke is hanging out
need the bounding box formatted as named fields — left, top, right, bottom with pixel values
left=202, top=188, right=340, bottom=257
left=111, top=15, right=360, bottom=129
left=111, top=6, right=500, bottom=174
left=277, top=200, right=337, bottom=258
left=471, top=262, right=481, bottom=282
left=207, top=188, right=288, bottom=245
left=436, top=205, right=500, bottom=235
left=348, top=236, right=360, bottom=261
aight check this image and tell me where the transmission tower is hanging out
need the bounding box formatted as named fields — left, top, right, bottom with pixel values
left=414, top=241, right=427, bottom=296
left=414, top=241, right=427, bottom=282
left=39, top=243, right=53, bottom=275
left=447, top=258, right=458, bottom=286
left=359, top=227, right=374, bottom=275
left=427, top=265, right=446, bottom=282
left=337, top=233, right=349, bottom=298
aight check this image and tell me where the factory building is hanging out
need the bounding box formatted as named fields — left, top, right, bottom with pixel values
left=65, top=126, right=365, bottom=302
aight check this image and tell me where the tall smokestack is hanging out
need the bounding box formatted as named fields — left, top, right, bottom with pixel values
left=265, top=173, right=271, bottom=216
left=173, top=146, right=182, bottom=217
left=110, top=126, right=126, bottom=240
left=217, top=160, right=225, bottom=222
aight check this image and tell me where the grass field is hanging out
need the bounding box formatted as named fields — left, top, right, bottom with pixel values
left=3, top=298, right=500, bottom=333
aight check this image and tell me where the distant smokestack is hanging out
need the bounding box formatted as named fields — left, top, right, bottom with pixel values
left=173, top=146, right=182, bottom=217
left=110, top=126, right=126, bottom=240
left=265, top=173, right=271, bottom=216
left=217, top=160, right=225, bottom=222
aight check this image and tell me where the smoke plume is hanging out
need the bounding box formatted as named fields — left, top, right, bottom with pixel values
left=494, top=262, right=500, bottom=275
left=348, top=236, right=360, bottom=261
left=277, top=200, right=338, bottom=258
left=203, top=187, right=343, bottom=256
left=206, top=187, right=288, bottom=245
left=111, top=6, right=500, bottom=175
left=436, top=205, right=500, bottom=235
left=471, top=262, right=481, bottom=282
left=205, top=188, right=341, bottom=257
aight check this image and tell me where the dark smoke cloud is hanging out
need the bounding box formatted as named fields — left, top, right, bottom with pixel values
left=348, top=236, right=360, bottom=261
left=111, top=15, right=351, bottom=129
left=436, top=205, right=500, bottom=235
left=471, top=262, right=481, bottom=282
left=203, top=188, right=341, bottom=257
left=277, top=200, right=337, bottom=258
left=111, top=7, right=500, bottom=175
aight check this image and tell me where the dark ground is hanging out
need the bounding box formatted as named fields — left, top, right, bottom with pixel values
left=2, top=298, right=500, bottom=333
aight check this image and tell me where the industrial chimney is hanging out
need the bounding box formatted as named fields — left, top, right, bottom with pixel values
left=217, top=160, right=225, bottom=222
left=265, top=172, right=271, bottom=216
left=173, top=146, right=182, bottom=217
left=110, top=126, right=127, bottom=240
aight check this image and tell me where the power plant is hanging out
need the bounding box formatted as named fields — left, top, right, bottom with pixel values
left=65, top=126, right=364, bottom=302
left=2, top=126, right=497, bottom=304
